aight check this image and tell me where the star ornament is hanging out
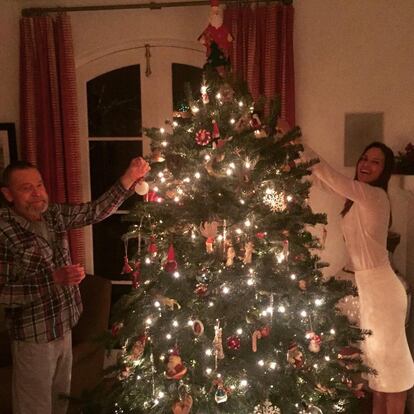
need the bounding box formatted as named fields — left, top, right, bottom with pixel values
left=263, top=189, right=287, bottom=212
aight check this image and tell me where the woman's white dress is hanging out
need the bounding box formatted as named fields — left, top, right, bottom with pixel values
left=309, top=152, right=414, bottom=392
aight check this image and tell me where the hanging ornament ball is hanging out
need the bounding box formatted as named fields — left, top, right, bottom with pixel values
left=195, top=129, right=212, bottom=146
left=194, top=282, right=209, bottom=297
left=226, top=335, right=241, bottom=350
left=253, top=399, right=281, bottom=414
left=214, top=386, right=228, bottom=404
left=135, top=180, right=150, bottom=195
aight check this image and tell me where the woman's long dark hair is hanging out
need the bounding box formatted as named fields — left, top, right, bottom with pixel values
left=340, top=141, right=395, bottom=217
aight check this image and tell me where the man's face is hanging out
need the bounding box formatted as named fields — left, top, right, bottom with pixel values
left=1, top=168, right=49, bottom=221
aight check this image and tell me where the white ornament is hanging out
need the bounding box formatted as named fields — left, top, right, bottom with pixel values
left=253, top=400, right=281, bottom=414
left=299, top=405, right=323, bottom=414
left=263, top=190, right=286, bottom=212
left=134, top=181, right=149, bottom=195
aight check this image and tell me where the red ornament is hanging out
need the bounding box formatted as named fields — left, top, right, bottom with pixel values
left=226, top=335, right=241, bottom=350
left=166, top=348, right=187, bottom=380
left=192, top=319, right=205, bottom=336
left=194, top=283, right=208, bottom=297
left=255, top=232, right=266, bottom=239
left=131, top=260, right=141, bottom=289
left=212, top=120, right=220, bottom=139
left=164, top=243, right=178, bottom=272
left=260, top=326, right=271, bottom=337
left=121, top=256, right=133, bottom=274
left=195, top=129, right=212, bottom=146
left=130, top=334, right=147, bottom=361
left=111, top=322, right=123, bottom=337
left=147, top=235, right=158, bottom=255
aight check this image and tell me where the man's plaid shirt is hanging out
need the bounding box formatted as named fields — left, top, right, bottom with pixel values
left=0, top=181, right=131, bottom=343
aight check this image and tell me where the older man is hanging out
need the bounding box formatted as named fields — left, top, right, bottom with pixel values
left=0, top=156, right=149, bottom=414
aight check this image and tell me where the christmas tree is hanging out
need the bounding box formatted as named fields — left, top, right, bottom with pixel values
left=86, top=11, right=370, bottom=414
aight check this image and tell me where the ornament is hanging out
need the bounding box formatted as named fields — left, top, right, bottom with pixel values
left=134, top=180, right=149, bottom=195
left=215, top=385, right=228, bottom=404
left=219, top=83, right=234, bottom=103
left=287, top=341, right=304, bottom=368
left=250, top=113, right=262, bottom=129
left=150, top=146, right=165, bottom=163
left=199, top=221, right=219, bottom=253
left=131, top=259, right=141, bottom=288
left=121, top=255, right=133, bottom=274
left=156, top=295, right=181, bottom=311
left=255, top=232, right=266, bottom=239
left=195, top=129, right=212, bottom=146
left=263, top=190, right=287, bottom=212
left=298, top=280, right=307, bottom=291
left=111, top=322, right=123, bottom=337
left=306, top=331, right=321, bottom=353
left=166, top=348, right=187, bottom=380
left=275, top=117, right=291, bottom=137
left=130, top=334, right=147, bottom=361
left=164, top=243, right=178, bottom=272
left=242, top=241, right=254, bottom=264
left=213, top=320, right=225, bottom=364
left=172, top=393, right=193, bottom=414
left=225, top=240, right=236, bottom=267
left=192, top=319, right=205, bottom=336
left=251, top=327, right=270, bottom=353
left=145, top=190, right=163, bottom=202
left=337, top=346, right=362, bottom=370
left=194, top=282, right=209, bottom=297
left=226, top=335, right=241, bottom=350
left=147, top=235, right=158, bottom=256
left=212, top=120, right=220, bottom=139
left=201, top=84, right=209, bottom=104
left=253, top=400, right=281, bottom=414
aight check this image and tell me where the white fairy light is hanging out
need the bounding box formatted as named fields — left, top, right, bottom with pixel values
left=177, top=188, right=184, bottom=195
left=266, top=306, right=274, bottom=315
left=172, top=121, right=178, bottom=127
left=154, top=301, right=161, bottom=308
left=208, top=301, right=214, bottom=307
left=330, top=328, right=336, bottom=335
left=159, top=355, right=165, bottom=361
left=230, top=118, right=235, bottom=124
left=172, top=320, right=179, bottom=327
left=290, top=273, right=297, bottom=280
left=216, top=93, right=221, bottom=99
left=236, top=228, right=242, bottom=234
left=188, top=320, right=194, bottom=326
left=258, top=360, right=265, bottom=367
left=244, top=219, right=251, bottom=227
left=315, top=298, right=323, bottom=306
left=160, top=127, right=165, bottom=134
left=300, top=310, right=307, bottom=317
left=269, top=362, right=277, bottom=369
left=204, top=154, right=211, bottom=161
left=191, top=106, right=199, bottom=113
left=313, top=363, right=318, bottom=369
left=278, top=305, right=286, bottom=313
left=161, top=141, right=168, bottom=147
left=183, top=177, right=190, bottom=183
left=325, top=356, right=331, bottom=361
left=205, top=348, right=213, bottom=356
left=206, top=368, right=212, bottom=375
left=240, top=379, right=248, bottom=387
left=153, top=186, right=159, bottom=192
left=287, top=195, right=293, bottom=202
left=145, top=257, right=151, bottom=264
left=160, top=177, right=166, bottom=183
left=222, top=286, right=230, bottom=294
left=245, top=160, right=251, bottom=169
left=238, top=101, right=244, bottom=107
left=229, top=162, right=236, bottom=169
left=145, top=318, right=152, bottom=325
left=247, top=278, right=254, bottom=286
left=158, top=391, right=165, bottom=399
left=236, top=328, right=243, bottom=335
left=226, top=168, right=232, bottom=176
left=174, top=196, right=180, bottom=202
left=240, top=199, right=245, bottom=204
left=194, top=172, right=201, bottom=179
left=166, top=333, right=172, bottom=340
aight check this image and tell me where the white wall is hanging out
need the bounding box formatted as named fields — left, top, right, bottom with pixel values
left=1, top=0, right=413, bottom=293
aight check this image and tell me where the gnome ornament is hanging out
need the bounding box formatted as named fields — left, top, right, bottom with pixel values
left=164, top=243, right=178, bottom=272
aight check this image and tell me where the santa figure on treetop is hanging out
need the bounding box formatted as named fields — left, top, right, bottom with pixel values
left=198, top=0, right=234, bottom=75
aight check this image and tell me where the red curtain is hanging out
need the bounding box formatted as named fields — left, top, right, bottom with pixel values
left=20, top=13, right=85, bottom=265
left=224, top=3, right=295, bottom=127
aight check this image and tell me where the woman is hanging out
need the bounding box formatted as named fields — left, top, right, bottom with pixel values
left=305, top=142, right=414, bottom=414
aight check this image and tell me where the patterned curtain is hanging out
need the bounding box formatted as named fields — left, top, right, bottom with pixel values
left=224, top=3, right=295, bottom=126
left=20, top=13, right=85, bottom=265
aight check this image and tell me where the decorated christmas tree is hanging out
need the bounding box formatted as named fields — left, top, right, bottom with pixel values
left=87, top=6, right=370, bottom=414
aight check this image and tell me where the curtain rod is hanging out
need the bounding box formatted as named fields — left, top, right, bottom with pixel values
left=22, top=0, right=290, bottom=17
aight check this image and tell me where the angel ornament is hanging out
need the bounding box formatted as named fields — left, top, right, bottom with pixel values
left=243, top=241, right=254, bottom=265
left=213, top=320, right=225, bottom=367
left=200, top=221, right=219, bottom=253
left=225, top=240, right=236, bottom=267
